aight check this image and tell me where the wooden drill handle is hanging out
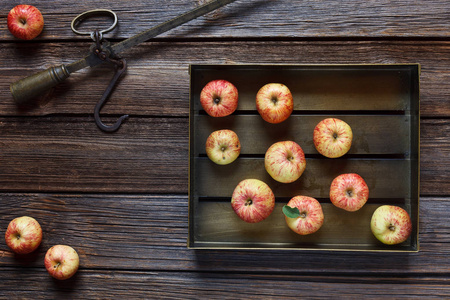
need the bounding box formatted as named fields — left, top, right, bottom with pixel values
left=10, top=65, right=70, bottom=105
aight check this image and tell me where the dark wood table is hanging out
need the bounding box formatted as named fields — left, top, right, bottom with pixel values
left=1, top=1, right=449, bottom=298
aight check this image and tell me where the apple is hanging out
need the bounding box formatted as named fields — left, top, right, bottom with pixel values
left=313, top=118, right=353, bottom=158
left=231, top=179, right=275, bottom=223
left=5, top=216, right=43, bottom=254
left=256, top=83, right=293, bottom=124
left=45, top=245, right=80, bottom=280
left=264, top=141, right=306, bottom=183
left=283, top=196, right=324, bottom=235
left=205, top=129, right=241, bottom=165
left=200, top=79, right=238, bottom=117
left=329, top=173, right=369, bottom=212
left=370, top=205, right=413, bottom=245
left=7, top=5, right=44, bottom=40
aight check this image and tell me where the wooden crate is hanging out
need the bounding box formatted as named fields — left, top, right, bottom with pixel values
left=188, top=64, right=420, bottom=251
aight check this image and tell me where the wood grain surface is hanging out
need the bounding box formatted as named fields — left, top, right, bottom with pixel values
left=0, top=117, right=447, bottom=194
left=1, top=0, right=449, bottom=40
left=1, top=41, right=449, bottom=117
left=0, top=194, right=448, bottom=273
left=1, top=268, right=449, bottom=299
left=0, top=0, right=449, bottom=298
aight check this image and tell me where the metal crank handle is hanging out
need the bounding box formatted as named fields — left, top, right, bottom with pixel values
left=10, top=65, right=70, bottom=105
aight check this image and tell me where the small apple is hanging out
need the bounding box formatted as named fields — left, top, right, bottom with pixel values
left=370, top=205, right=412, bottom=245
left=45, top=245, right=80, bottom=280
left=264, top=141, right=306, bottom=183
left=256, top=83, right=293, bottom=124
left=283, top=196, right=324, bottom=235
left=313, top=118, right=353, bottom=158
left=206, top=129, right=241, bottom=165
left=200, top=79, right=238, bottom=117
left=329, top=173, right=369, bottom=212
left=231, top=179, right=275, bottom=223
left=7, top=5, right=44, bottom=40
left=5, top=216, right=42, bottom=254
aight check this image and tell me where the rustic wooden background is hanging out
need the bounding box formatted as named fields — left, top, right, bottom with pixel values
left=1, top=0, right=449, bottom=298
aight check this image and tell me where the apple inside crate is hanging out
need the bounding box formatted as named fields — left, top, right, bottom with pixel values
left=188, top=64, right=420, bottom=252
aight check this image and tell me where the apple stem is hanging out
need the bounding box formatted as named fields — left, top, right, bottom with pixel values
left=20, top=18, right=27, bottom=25
left=333, top=132, right=338, bottom=139
left=389, top=225, right=396, bottom=231
left=300, top=212, right=307, bottom=218
left=245, top=199, right=252, bottom=206
left=214, top=97, right=220, bottom=104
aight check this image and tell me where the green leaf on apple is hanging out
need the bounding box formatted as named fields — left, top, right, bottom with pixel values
left=282, top=205, right=301, bottom=218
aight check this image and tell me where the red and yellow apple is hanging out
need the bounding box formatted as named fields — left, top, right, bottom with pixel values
left=256, top=83, right=293, bottom=124
left=330, top=173, right=369, bottom=212
left=205, top=129, right=241, bottom=165
left=231, top=179, right=275, bottom=223
left=313, top=118, right=353, bottom=158
left=44, top=245, right=80, bottom=280
left=200, top=79, right=238, bottom=117
left=264, top=141, right=306, bottom=183
left=370, top=205, right=412, bottom=245
left=7, top=5, right=44, bottom=40
left=283, top=196, right=324, bottom=235
left=5, top=216, right=43, bottom=254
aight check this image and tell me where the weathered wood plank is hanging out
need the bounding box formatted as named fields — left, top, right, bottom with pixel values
left=195, top=115, right=413, bottom=155
left=193, top=202, right=416, bottom=251
left=0, top=117, right=447, bottom=195
left=0, top=268, right=449, bottom=299
left=420, top=119, right=450, bottom=193
left=0, top=194, right=448, bottom=274
left=1, top=0, right=449, bottom=40
left=191, top=64, right=417, bottom=112
left=0, top=117, right=189, bottom=193
left=195, top=158, right=412, bottom=198
left=0, top=41, right=448, bottom=117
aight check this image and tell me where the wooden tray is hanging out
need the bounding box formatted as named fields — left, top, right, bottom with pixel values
left=188, top=64, right=420, bottom=252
